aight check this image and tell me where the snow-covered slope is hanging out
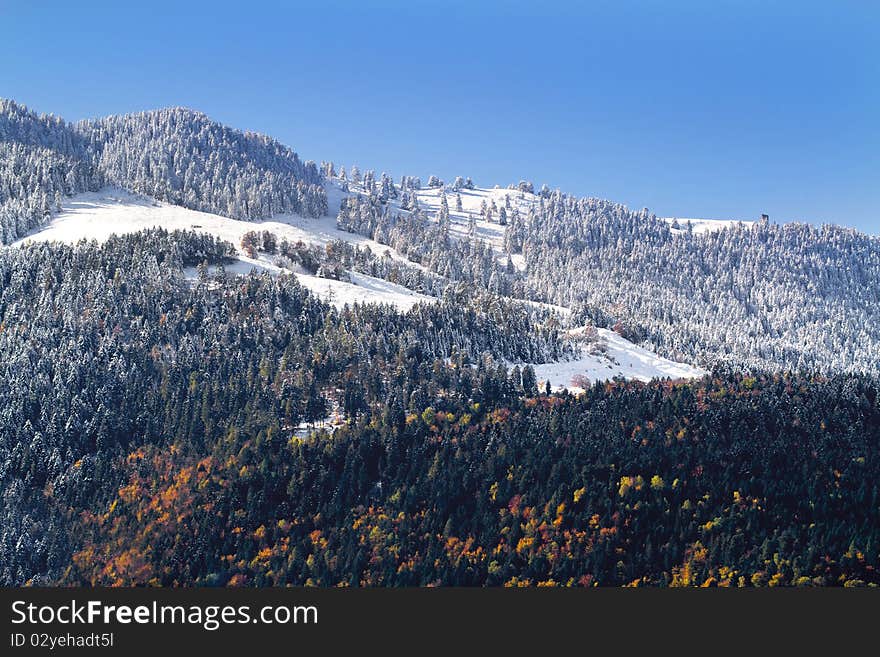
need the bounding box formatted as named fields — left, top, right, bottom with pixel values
left=11, top=182, right=533, bottom=305
left=532, top=328, right=707, bottom=391
left=292, top=271, right=432, bottom=310
left=16, top=187, right=412, bottom=260
left=662, top=216, right=754, bottom=234
left=408, top=184, right=534, bottom=269
left=12, top=184, right=706, bottom=383
left=14, top=187, right=434, bottom=310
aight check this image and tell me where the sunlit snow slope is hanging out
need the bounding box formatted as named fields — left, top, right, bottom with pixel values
left=12, top=184, right=707, bottom=386
left=14, top=187, right=433, bottom=311
left=534, top=329, right=707, bottom=391
left=662, top=216, right=755, bottom=234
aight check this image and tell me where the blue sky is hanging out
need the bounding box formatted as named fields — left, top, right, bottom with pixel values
left=1, top=1, right=877, bottom=231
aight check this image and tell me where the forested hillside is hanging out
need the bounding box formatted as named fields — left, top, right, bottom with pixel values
left=334, top=176, right=880, bottom=374
left=0, top=99, right=98, bottom=243
left=67, top=372, right=880, bottom=588
left=0, top=99, right=326, bottom=244
left=0, top=231, right=564, bottom=584
left=0, top=231, right=878, bottom=587
left=5, top=98, right=880, bottom=376
left=2, top=100, right=879, bottom=587
left=84, top=108, right=326, bottom=219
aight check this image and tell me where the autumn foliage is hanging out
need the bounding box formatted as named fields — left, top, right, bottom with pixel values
left=66, top=374, right=880, bottom=587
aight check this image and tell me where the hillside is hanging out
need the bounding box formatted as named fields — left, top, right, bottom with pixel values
left=0, top=99, right=325, bottom=244
left=15, top=186, right=702, bottom=386
left=330, top=170, right=880, bottom=375
left=64, top=373, right=880, bottom=587
left=1, top=99, right=879, bottom=588
left=6, top=99, right=880, bottom=376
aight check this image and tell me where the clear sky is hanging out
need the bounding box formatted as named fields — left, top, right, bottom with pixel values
left=1, top=1, right=877, bottom=232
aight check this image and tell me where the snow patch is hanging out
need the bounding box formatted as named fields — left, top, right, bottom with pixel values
left=295, top=271, right=433, bottom=310
left=532, top=328, right=707, bottom=391
left=663, top=217, right=755, bottom=235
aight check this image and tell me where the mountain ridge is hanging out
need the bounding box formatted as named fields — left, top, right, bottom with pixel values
left=0, top=98, right=326, bottom=244
left=3, top=99, right=880, bottom=376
